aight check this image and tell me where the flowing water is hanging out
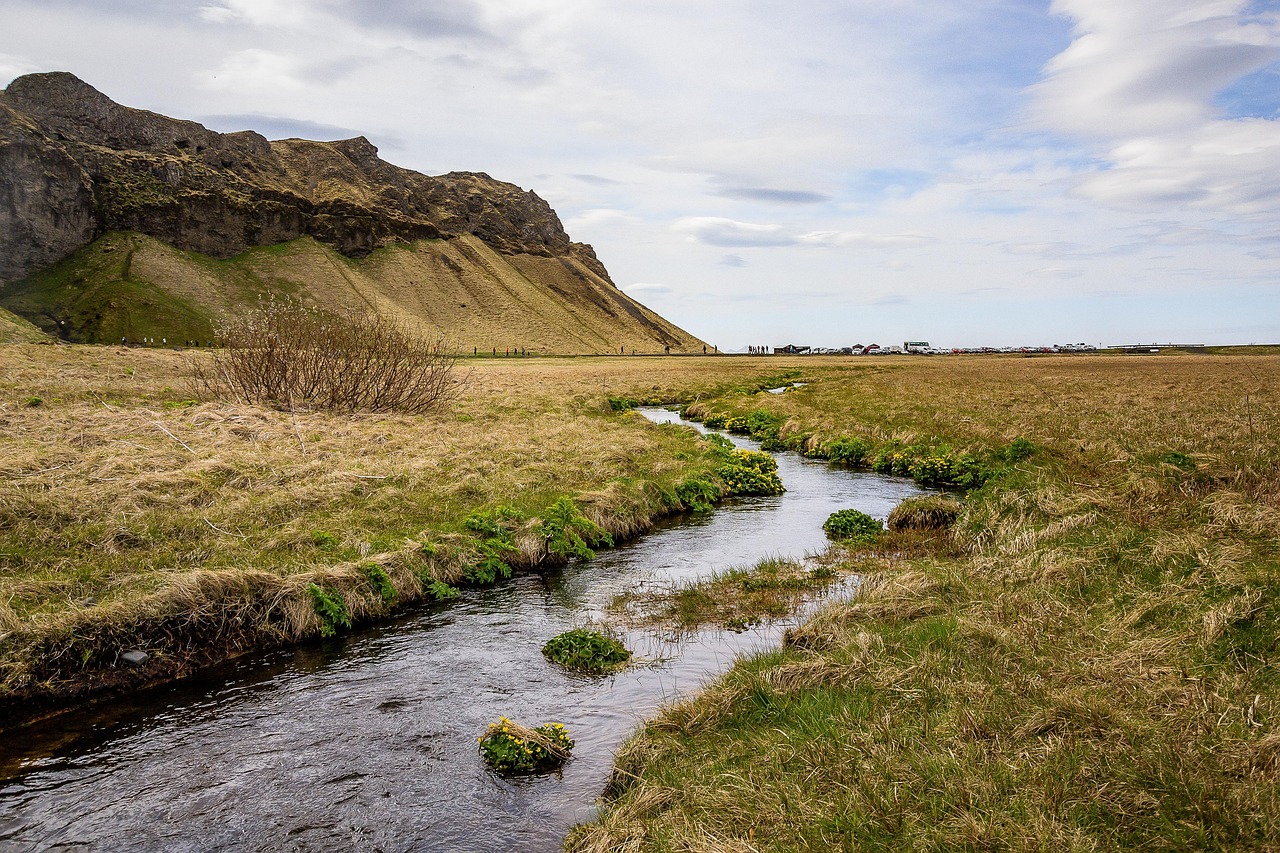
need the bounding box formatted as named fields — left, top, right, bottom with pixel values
left=0, top=409, right=932, bottom=852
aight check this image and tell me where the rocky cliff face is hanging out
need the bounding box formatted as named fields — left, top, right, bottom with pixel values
left=0, top=72, right=605, bottom=284
left=0, top=73, right=702, bottom=352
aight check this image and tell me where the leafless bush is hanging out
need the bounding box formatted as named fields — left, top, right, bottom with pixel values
left=194, top=303, right=464, bottom=413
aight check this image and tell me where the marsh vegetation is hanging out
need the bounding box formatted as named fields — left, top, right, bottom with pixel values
left=0, top=345, right=804, bottom=722
left=570, top=353, right=1280, bottom=851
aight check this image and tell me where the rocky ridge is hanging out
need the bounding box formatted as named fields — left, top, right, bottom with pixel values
left=0, top=72, right=693, bottom=351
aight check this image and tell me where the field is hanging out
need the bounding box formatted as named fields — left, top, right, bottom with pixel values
left=0, top=344, right=797, bottom=725
left=5, top=345, right=1279, bottom=850
left=569, top=353, right=1280, bottom=851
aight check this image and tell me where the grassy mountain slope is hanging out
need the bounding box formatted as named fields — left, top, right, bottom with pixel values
left=0, top=307, right=46, bottom=343
left=1, top=231, right=703, bottom=353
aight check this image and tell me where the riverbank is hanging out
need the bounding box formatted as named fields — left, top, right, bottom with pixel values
left=569, top=354, right=1280, bottom=850
left=0, top=345, right=812, bottom=729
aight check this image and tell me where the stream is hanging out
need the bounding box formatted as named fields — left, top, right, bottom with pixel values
left=0, top=408, right=932, bottom=852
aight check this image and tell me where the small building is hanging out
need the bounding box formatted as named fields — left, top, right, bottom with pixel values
left=776, top=344, right=810, bottom=354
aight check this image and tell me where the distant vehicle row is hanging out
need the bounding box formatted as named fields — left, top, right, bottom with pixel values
left=771, top=343, right=1099, bottom=355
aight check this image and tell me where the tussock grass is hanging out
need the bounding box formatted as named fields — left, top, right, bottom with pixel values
left=886, top=494, right=961, bottom=531
left=571, top=353, right=1280, bottom=852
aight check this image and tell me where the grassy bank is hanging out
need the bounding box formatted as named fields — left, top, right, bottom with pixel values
left=0, top=345, right=807, bottom=728
left=569, top=354, right=1280, bottom=850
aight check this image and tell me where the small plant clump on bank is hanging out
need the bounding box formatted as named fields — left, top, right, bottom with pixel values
left=306, top=583, right=352, bottom=637
left=542, top=628, right=631, bottom=673
left=425, top=580, right=461, bottom=600
left=823, top=508, right=883, bottom=542
left=717, top=448, right=785, bottom=496
left=675, top=476, right=719, bottom=512
left=886, top=495, right=962, bottom=531
left=479, top=717, right=574, bottom=773
left=462, top=505, right=522, bottom=584
left=539, top=497, right=613, bottom=563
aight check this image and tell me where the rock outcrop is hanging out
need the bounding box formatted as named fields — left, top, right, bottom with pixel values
left=0, top=72, right=701, bottom=352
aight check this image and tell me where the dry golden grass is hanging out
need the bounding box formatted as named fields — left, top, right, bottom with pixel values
left=570, top=352, right=1280, bottom=852
left=0, top=344, right=805, bottom=718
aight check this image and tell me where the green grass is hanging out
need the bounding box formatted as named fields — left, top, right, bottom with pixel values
left=0, top=235, right=214, bottom=343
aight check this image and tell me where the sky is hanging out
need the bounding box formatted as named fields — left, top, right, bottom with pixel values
left=2, top=0, right=1279, bottom=349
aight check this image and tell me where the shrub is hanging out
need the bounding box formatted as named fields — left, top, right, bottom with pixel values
left=887, top=496, right=963, bottom=531
left=194, top=301, right=464, bottom=413
left=542, top=628, right=631, bottom=673
left=479, top=718, right=574, bottom=773
left=306, top=583, right=351, bottom=637
left=823, top=509, right=883, bottom=543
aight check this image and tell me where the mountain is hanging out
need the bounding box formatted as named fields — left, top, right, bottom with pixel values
left=0, top=72, right=703, bottom=352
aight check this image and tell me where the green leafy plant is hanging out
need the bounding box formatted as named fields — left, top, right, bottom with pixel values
left=676, top=476, right=719, bottom=512
left=825, top=436, right=871, bottom=466
left=542, top=628, right=631, bottom=673
left=306, top=583, right=351, bottom=637
left=1003, top=437, right=1037, bottom=463
left=479, top=717, right=575, bottom=773
left=311, top=530, right=339, bottom=550
left=539, top=497, right=613, bottom=563
left=718, top=449, right=785, bottom=496
left=24, top=396, right=43, bottom=408
left=425, top=579, right=460, bottom=600
left=463, top=505, right=523, bottom=584
left=701, top=412, right=729, bottom=429
left=1160, top=450, right=1196, bottom=472
left=823, top=509, right=884, bottom=543
left=362, top=562, right=396, bottom=603
left=607, top=395, right=639, bottom=412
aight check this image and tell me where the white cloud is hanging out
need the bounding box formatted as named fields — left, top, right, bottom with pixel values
left=203, top=49, right=305, bottom=92
left=1032, top=0, right=1280, bottom=215
left=1, top=0, right=1278, bottom=346
left=673, top=217, right=794, bottom=248
left=0, top=52, right=37, bottom=83
left=673, top=218, right=927, bottom=251
left=562, top=208, right=637, bottom=230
